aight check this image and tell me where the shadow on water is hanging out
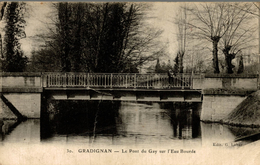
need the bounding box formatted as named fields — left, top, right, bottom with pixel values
left=159, top=102, right=201, bottom=140
left=0, top=119, right=40, bottom=143
left=40, top=100, right=203, bottom=146
left=41, top=100, right=120, bottom=141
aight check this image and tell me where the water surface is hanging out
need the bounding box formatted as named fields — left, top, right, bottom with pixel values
left=1, top=101, right=260, bottom=148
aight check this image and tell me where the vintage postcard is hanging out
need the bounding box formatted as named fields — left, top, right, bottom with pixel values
left=0, top=1, right=260, bottom=165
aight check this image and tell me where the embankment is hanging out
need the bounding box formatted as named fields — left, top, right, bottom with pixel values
left=224, top=90, right=260, bottom=127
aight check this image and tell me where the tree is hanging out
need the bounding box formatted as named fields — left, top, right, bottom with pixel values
left=36, top=2, right=163, bottom=73
left=175, top=4, right=188, bottom=73
left=1, top=2, right=28, bottom=72
left=155, top=58, right=162, bottom=73
left=173, top=55, right=179, bottom=73
left=185, top=3, right=245, bottom=73
left=27, top=48, right=62, bottom=72
left=220, top=3, right=257, bottom=74
left=0, top=2, right=7, bottom=58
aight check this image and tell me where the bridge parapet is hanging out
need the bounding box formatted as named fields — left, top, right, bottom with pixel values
left=43, top=72, right=193, bottom=89
left=193, top=74, right=258, bottom=90
left=0, top=72, right=42, bottom=92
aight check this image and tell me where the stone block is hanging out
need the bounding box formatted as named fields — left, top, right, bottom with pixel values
left=90, top=95, right=113, bottom=100
left=212, top=114, right=225, bottom=121
left=0, top=99, right=17, bottom=119
left=201, top=108, right=215, bottom=121
left=137, top=96, right=160, bottom=101
left=203, top=78, right=223, bottom=89
left=203, top=96, right=215, bottom=102
left=201, top=94, right=246, bottom=122
left=120, top=96, right=136, bottom=101
left=202, top=101, right=212, bottom=108
left=4, top=93, right=41, bottom=118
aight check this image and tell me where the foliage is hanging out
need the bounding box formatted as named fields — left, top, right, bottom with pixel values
left=153, top=59, right=174, bottom=73
left=32, top=2, right=163, bottom=73
left=26, top=48, right=62, bottom=72
left=1, top=2, right=28, bottom=72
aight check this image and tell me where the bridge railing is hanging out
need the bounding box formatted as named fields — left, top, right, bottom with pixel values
left=43, top=73, right=193, bottom=89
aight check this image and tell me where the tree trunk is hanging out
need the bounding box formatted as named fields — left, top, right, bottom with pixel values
left=222, top=45, right=236, bottom=74
left=223, top=51, right=234, bottom=74
left=212, top=38, right=220, bottom=73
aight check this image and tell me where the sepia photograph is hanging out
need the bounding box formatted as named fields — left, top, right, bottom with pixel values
left=0, top=1, right=260, bottom=164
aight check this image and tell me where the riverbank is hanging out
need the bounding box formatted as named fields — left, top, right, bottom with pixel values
left=223, top=90, right=260, bottom=127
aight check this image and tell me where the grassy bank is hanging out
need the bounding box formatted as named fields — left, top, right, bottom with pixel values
left=223, top=90, right=260, bottom=127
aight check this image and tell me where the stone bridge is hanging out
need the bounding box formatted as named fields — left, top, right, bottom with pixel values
left=0, top=72, right=258, bottom=122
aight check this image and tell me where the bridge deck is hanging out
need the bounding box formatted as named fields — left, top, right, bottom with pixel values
left=45, top=87, right=202, bottom=102
left=44, top=87, right=200, bottom=92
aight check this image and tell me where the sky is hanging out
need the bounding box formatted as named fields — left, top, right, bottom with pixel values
left=20, top=2, right=54, bottom=56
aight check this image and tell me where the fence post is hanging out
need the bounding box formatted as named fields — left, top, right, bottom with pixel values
left=87, top=73, right=89, bottom=88
left=63, top=73, right=66, bottom=87
left=111, top=74, right=113, bottom=88
left=104, top=74, right=106, bottom=88
left=134, top=73, right=136, bottom=88
left=41, top=73, right=46, bottom=87
left=147, top=75, right=149, bottom=89
left=182, top=73, right=184, bottom=89
left=126, top=74, right=128, bottom=88
left=83, top=74, right=86, bottom=87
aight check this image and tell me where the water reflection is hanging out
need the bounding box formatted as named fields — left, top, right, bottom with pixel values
left=0, top=119, right=40, bottom=143
left=1, top=101, right=260, bottom=148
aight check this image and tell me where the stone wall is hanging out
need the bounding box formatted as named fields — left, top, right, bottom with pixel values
left=0, top=99, right=17, bottom=119
left=193, top=74, right=258, bottom=90
left=0, top=73, right=42, bottom=119
left=3, top=93, right=41, bottom=118
left=197, top=74, right=258, bottom=122
left=0, top=72, right=42, bottom=88
left=201, top=95, right=246, bottom=122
